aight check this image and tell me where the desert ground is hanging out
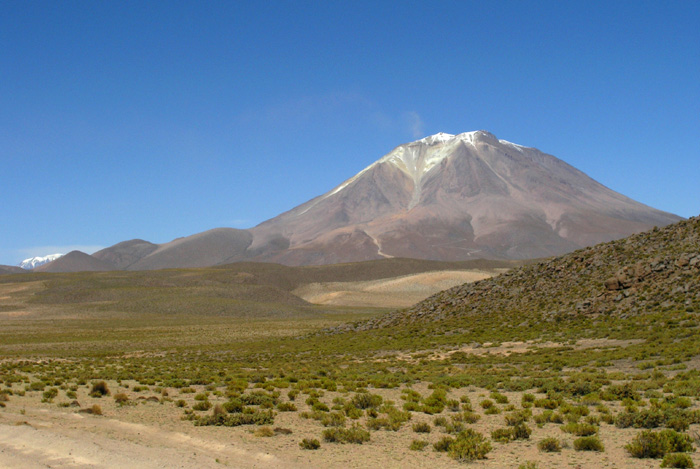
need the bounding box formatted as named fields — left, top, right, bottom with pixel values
left=1, top=240, right=699, bottom=469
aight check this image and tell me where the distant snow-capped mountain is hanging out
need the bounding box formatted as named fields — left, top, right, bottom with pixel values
left=19, top=253, right=64, bottom=270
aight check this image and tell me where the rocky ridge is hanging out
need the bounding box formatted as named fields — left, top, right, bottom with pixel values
left=338, top=216, right=700, bottom=332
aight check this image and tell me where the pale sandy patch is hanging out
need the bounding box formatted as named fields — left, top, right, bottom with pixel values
left=294, top=270, right=492, bottom=308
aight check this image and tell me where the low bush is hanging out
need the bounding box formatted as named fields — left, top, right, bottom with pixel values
left=448, top=429, right=492, bottom=462
left=114, top=393, right=129, bottom=404
left=350, top=393, right=382, bottom=410
left=254, top=426, right=275, bottom=437
left=538, top=437, right=562, bottom=452
left=561, top=422, right=598, bottom=436
left=195, top=409, right=274, bottom=427
left=491, top=428, right=513, bottom=443
left=89, top=381, right=110, bottom=398
left=276, top=402, right=296, bottom=412
left=299, top=438, right=320, bottom=450
left=321, top=412, right=346, bottom=427
left=409, top=439, right=429, bottom=451
left=42, top=388, right=58, bottom=402
left=322, top=425, right=370, bottom=444
left=625, top=430, right=694, bottom=459
left=661, top=453, right=695, bottom=468
left=433, top=436, right=453, bottom=452
left=192, top=400, right=212, bottom=411
left=412, top=422, right=431, bottom=433
left=573, top=436, right=604, bottom=452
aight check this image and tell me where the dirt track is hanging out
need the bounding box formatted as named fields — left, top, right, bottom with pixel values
left=0, top=407, right=293, bottom=469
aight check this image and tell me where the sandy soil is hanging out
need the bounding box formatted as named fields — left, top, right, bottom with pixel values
left=2, top=369, right=697, bottom=469
left=294, top=270, right=493, bottom=308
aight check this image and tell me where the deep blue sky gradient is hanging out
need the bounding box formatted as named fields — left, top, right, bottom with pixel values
left=2, top=1, right=699, bottom=264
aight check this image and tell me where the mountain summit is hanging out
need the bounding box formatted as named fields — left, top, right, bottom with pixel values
left=245, top=131, right=680, bottom=264
left=19, top=253, right=64, bottom=270
left=66, top=131, right=681, bottom=271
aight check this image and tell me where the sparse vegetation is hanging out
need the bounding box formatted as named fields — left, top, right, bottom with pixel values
left=537, top=437, right=562, bottom=452
left=299, top=438, right=320, bottom=450
left=0, top=217, right=698, bottom=467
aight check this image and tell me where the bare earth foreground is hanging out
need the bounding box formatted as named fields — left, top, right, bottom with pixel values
left=1, top=362, right=695, bottom=469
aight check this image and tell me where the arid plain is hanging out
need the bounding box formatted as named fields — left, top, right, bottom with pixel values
left=2, top=218, right=700, bottom=468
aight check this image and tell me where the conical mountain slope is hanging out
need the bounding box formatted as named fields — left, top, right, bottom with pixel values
left=246, top=131, right=681, bottom=265
left=34, top=251, right=116, bottom=273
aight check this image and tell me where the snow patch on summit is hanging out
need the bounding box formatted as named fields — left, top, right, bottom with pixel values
left=19, top=253, right=64, bottom=270
left=320, top=130, right=517, bottom=203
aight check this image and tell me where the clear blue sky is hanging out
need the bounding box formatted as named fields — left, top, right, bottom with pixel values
left=2, top=1, right=699, bottom=265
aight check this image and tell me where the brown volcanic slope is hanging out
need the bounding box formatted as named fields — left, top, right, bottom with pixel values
left=345, top=215, right=700, bottom=333
left=246, top=131, right=680, bottom=265
left=34, top=251, right=116, bottom=273
left=91, top=131, right=680, bottom=271
left=0, top=265, right=25, bottom=275
left=92, top=239, right=158, bottom=269
left=95, top=228, right=253, bottom=271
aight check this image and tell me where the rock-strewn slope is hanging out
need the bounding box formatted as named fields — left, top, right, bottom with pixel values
left=350, top=216, right=700, bottom=331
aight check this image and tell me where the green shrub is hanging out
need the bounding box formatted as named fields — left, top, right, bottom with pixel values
left=480, top=399, right=494, bottom=409
left=538, top=437, right=562, bottom=452
left=114, top=392, right=129, bottom=404
left=448, top=429, right=492, bottom=462
left=192, top=400, right=211, bottom=411
left=490, top=392, right=508, bottom=404
left=447, top=399, right=460, bottom=411
left=299, top=438, right=320, bottom=450
left=561, top=422, right=598, bottom=436
left=29, top=381, right=45, bottom=391
left=322, top=425, right=370, bottom=444
left=223, top=398, right=244, bottom=413
left=491, top=428, right=513, bottom=442
left=573, top=436, right=604, bottom=452
left=350, top=393, right=382, bottom=410
left=412, top=422, right=431, bottom=433
left=521, top=393, right=536, bottom=406
left=42, top=387, right=58, bottom=402
left=661, top=453, right=695, bottom=468
left=242, top=391, right=277, bottom=407
left=625, top=430, right=694, bottom=459
left=409, top=439, right=429, bottom=451
left=277, top=402, right=297, bottom=412
left=433, top=436, right=453, bottom=452
left=320, top=412, right=346, bottom=427
left=534, top=398, right=558, bottom=409
left=505, top=411, right=529, bottom=426
left=512, top=424, right=532, bottom=440
left=195, top=409, right=274, bottom=427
